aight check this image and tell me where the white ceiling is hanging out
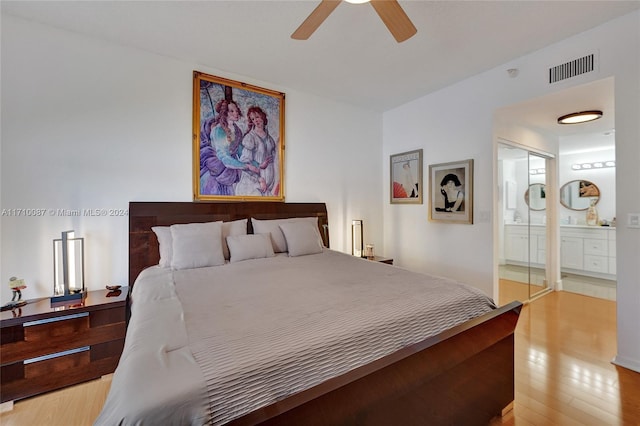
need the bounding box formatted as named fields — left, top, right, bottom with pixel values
left=497, top=77, right=616, bottom=153
left=3, top=0, right=638, bottom=117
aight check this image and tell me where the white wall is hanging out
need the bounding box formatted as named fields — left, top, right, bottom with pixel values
left=0, top=15, right=383, bottom=301
left=383, top=11, right=640, bottom=372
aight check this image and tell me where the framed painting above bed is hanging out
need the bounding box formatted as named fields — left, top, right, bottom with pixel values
left=193, top=71, right=285, bottom=201
left=429, top=159, right=473, bottom=224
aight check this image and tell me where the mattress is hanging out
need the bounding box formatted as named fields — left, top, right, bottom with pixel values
left=95, top=249, right=495, bottom=426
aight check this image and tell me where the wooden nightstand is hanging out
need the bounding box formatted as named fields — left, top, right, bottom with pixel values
left=0, top=288, right=127, bottom=403
left=368, top=256, right=393, bottom=265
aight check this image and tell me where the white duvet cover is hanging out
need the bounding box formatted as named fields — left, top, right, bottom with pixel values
left=95, top=249, right=495, bottom=425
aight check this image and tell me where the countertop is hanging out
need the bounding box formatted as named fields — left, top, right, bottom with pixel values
left=505, top=223, right=615, bottom=229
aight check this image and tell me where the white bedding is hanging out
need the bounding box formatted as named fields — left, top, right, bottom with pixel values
left=95, top=249, right=495, bottom=426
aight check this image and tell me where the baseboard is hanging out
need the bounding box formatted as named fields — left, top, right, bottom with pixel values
left=612, top=354, right=640, bottom=374
left=555, top=278, right=563, bottom=291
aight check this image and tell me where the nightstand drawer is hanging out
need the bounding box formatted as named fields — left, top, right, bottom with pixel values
left=0, top=288, right=127, bottom=403
left=1, top=309, right=125, bottom=364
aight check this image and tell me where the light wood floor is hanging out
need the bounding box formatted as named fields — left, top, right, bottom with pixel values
left=2, top=289, right=639, bottom=425
left=494, top=284, right=640, bottom=425
left=498, top=278, right=549, bottom=305
left=0, top=375, right=112, bottom=425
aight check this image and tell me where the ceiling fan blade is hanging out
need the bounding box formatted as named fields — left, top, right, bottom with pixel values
left=291, top=0, right=342, bottom=40
left=370, top=0, right=417, bottom=43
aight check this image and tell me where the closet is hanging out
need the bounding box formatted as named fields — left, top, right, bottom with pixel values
left=499, top=144, right=551, bottom=301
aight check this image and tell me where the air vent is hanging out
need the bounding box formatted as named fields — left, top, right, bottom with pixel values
left=549, top=54, right=595, bottom=84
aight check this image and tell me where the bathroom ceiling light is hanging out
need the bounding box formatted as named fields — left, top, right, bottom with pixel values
left=572, top=161, right=615, bottom=170
left=557, top=110, right=603, bottom=124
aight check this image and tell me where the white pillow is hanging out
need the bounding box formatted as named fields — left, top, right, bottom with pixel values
left=226, top=234, right=275, bottom=263
left=222, top=219, right=248, bottom=260
left=169, top=221, right=225, bottom=270
left=152, top=219, right=247, bottom=267
left=151, top=226, right=172, bottom=268
left=251, top=217, right=323, bottom=253
left=279, top=221, right=324, bottom=257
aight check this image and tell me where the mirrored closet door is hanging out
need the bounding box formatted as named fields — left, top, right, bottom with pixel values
left=499, top=144, right=549, bottom=303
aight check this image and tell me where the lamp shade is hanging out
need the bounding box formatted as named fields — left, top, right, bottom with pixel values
left=352, top=220, right=363, bottom=257
left=51, top=230, right=85, bottom=304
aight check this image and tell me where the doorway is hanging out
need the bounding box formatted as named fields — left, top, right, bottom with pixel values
left=494, top=78, right=616, bottom=306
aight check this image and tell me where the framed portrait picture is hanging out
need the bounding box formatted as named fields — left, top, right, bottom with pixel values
left=390, top=149, right=423, bottom=204
left=429, top=159, right=473, bottom=224
left=193, top=71, right=285, bottom=201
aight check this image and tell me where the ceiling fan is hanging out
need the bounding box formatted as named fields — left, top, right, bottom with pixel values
left=291, top=0, right=417, bottom=43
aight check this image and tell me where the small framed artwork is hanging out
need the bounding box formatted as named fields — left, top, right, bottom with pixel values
left=390, top=149, right=423, bottom=204
left=193, top=71, right=285, bottom=201
left=429, top=159, right=473, bottom=224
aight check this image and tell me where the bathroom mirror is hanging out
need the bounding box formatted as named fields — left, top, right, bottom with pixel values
left=524, top=183, right=546, bottom=211
left=560, top=179, right=600, bottom=211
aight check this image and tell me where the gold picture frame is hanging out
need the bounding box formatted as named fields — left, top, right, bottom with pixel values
left=429, top=159, right=473, bottom=224
left=193, top=71, right=285, bottom=201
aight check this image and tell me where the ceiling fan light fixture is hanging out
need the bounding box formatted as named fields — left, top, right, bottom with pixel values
left=291, top=0, right=416, bottom=43
left=557, top=110, right=603, bottom=125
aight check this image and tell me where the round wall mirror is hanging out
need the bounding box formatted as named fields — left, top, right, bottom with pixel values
left=560, top=180, right=600, bottom=211
left=524, top=183, right=546, bottom=211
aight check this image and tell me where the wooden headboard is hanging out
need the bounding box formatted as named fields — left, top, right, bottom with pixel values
left=128, top=202, right=329, bottom=286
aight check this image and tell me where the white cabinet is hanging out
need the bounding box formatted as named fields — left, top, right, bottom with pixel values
left=504, top=224, right=616, bottom=279
left=584, top=255, right=609, bottom=273
left=608, top=231, right=616, bottom=275
left=537, top=234, right=546, bottom=265
left=560, top=226, right=615, bottom=279
left=505, top=231, right=530, bottom=263
left=504, top=225, right=544, bottom=267
left=584, top=238, right=607, bottom=256
left=561, top=237, right=583, bottom=270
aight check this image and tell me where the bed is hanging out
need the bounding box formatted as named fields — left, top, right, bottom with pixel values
left=95, top=201, right=521, bottom=426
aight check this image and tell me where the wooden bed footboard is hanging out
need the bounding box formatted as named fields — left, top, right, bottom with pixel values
left=231, top=300, right=522, bottom=426
left=129, top=201, right=521, bottom=425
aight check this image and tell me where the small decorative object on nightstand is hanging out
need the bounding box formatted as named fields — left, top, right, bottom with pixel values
left=0, top=288, right=128, bottom=404
left=364, top=244, right=375, bottom=259
left=1, top=277, right=27, bottom=312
